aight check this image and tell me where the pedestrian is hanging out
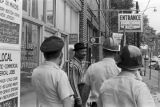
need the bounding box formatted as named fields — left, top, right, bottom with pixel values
left=98, top=45, right=155, bottom=107
left=68, top=42, right=87, bottom=107
left=32, top=36, right=74, bottom=107
left=81, top=37, right=121, bottom=107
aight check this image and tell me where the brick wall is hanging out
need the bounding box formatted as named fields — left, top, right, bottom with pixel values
left=79, top=0, right=88, bottom=44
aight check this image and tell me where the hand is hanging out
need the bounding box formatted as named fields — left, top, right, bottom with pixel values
left=75, top=97, right=82, bottom=106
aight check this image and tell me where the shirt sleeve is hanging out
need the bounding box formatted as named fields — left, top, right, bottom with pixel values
left=57, top=70, right=74, bottom=100
left=136, top=83, right=156, bottom=107
left=68, top=64, right=81, bottom=98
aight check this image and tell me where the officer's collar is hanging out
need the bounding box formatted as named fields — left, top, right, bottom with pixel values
left=118, top=71, right=137, bottom=79
left=44, top=61, right=60, bottom=69
left=103, top=57, right=115, bottom=62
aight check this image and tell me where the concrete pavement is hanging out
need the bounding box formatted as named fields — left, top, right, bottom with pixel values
left=142, top=68, right=160, bottom=107
left=20, top=91, right=37, bottom=107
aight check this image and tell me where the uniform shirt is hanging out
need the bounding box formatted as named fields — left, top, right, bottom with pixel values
left=83, top=58, right=121, bottom=102
left=99, top=71, right=155, bottom=107
left=32, top=61, right=74, bottom=107
left=68, top=57, right=84, bottom=98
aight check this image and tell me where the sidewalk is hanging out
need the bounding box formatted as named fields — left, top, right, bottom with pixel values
left=20, top=91, right=36, bottom=107
left=142, top=68, right=160, bottom=107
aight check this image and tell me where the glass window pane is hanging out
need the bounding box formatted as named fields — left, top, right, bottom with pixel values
left=38, top=0, right=44, bottom=21
left=46, top=0, right=54, bottom=24
left=23, top=0, right=27, bottom=11
left=23, top=0, right=31, bottom=15
left=21, top=21, right=40, bottom=105
left=32, top=0, right=38, bottom=18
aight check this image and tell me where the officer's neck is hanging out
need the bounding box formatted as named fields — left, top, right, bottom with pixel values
left=48, top=58, right=61, bottom=66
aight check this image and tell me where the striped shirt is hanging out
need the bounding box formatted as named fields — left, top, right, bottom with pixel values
left=68, top=57, right=84, bottom=99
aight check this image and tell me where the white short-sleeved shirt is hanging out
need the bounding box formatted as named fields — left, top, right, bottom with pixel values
left=83, top=58, right=121, bottom=102
left=99, top=72, right=155, bottom=107
left=32, top=61, right=74, bottom=107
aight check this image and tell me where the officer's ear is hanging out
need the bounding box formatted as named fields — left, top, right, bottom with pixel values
left=59, top=52, right=63, bottom=59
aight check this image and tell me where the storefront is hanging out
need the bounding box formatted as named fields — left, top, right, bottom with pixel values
left=21, top=0, right=59, bottom=100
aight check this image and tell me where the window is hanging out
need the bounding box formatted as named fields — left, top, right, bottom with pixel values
left=46, top=0, right=55, bottom=24
left=32, top=0, right=38, bottom=18
left=22, top=0, right=44, bottom=21
left=38, top=0, right=44, bottom=21
left=21, top=21, right=40, bottom=98
left=23, top=0, right=31, bottom=15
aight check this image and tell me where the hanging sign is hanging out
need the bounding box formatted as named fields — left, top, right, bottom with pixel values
left=118, top=13, right=143, bottom=32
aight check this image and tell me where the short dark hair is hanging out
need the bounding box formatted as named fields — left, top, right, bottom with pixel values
left=43, top=51, right=61, bottom=60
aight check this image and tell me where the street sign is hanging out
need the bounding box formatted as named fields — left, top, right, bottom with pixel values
left=118, top=13, right=143, bottom=32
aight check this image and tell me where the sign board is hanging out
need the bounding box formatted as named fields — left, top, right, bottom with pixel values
left=0, top=0, right=22, bottom=107
left=69, top=34, right=78, bottom=44
left=118, top=13, right=143, bottom=32
left=112, top=33, right=123, bottom=44
left=90, top=37, right=101, bottom=44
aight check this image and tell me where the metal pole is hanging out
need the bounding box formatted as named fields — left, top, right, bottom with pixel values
left=136, top=1, right=140, bottom=48
left=98, top=0, right=102, bottom=60
left=144, top=54, right=146, bottom=76
left=149, top=48, right=152, bottom=80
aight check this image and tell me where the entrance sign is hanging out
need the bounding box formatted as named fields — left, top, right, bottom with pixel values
left=118, top=14, right=143, bottom=32
left=0, top=0, right=22, bottom=107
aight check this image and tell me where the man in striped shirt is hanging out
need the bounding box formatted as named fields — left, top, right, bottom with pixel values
left=68, top=43, right=87, bottom=107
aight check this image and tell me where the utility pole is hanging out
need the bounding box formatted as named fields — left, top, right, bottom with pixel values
left=98, top=0, right=102, bottom=60
left=136, top=1, right=140, bottom=47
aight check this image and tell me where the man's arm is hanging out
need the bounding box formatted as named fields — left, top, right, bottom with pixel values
left=69, top=65, right=82, bottom=105
left=136, top=84, right=155, bottom=107
left=63, top=96, right=74, bottom=107
left=57, top=70, right=74, bottom=107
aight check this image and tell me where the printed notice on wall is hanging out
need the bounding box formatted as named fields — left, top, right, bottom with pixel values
left=0, top=0, right=22, bottom=44
left=0, top=50, right=20, bottom=107
left=0, top=0, right=22, bottom=107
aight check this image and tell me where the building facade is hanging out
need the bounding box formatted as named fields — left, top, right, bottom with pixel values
left=80, top=0, right=110, bottom=63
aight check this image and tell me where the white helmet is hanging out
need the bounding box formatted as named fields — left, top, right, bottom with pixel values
left=103, top=37, right=119, bottom=52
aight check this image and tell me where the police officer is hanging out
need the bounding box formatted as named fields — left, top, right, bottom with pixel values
left=32, top=36, right=74, bottom=107
left=99, top=45, right=155, bottom=107
left=81, top=37, right=121, bottom=107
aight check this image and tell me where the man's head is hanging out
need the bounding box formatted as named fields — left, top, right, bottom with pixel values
left=40, top=36, right=64, bottom=61
left=118, top=45, right=143, bottom=71
left=102, top=37, right=119, bottom=57
left=73, top=43, right=87, bottom=60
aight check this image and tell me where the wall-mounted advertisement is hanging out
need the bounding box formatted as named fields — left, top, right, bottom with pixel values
left=0, top=0, right=22, bottom=46
left=0, top=51, right=20, bottom=107
left=118, top=13, right=143, bottom=32
left=0, top=0, right=22, bottom=107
